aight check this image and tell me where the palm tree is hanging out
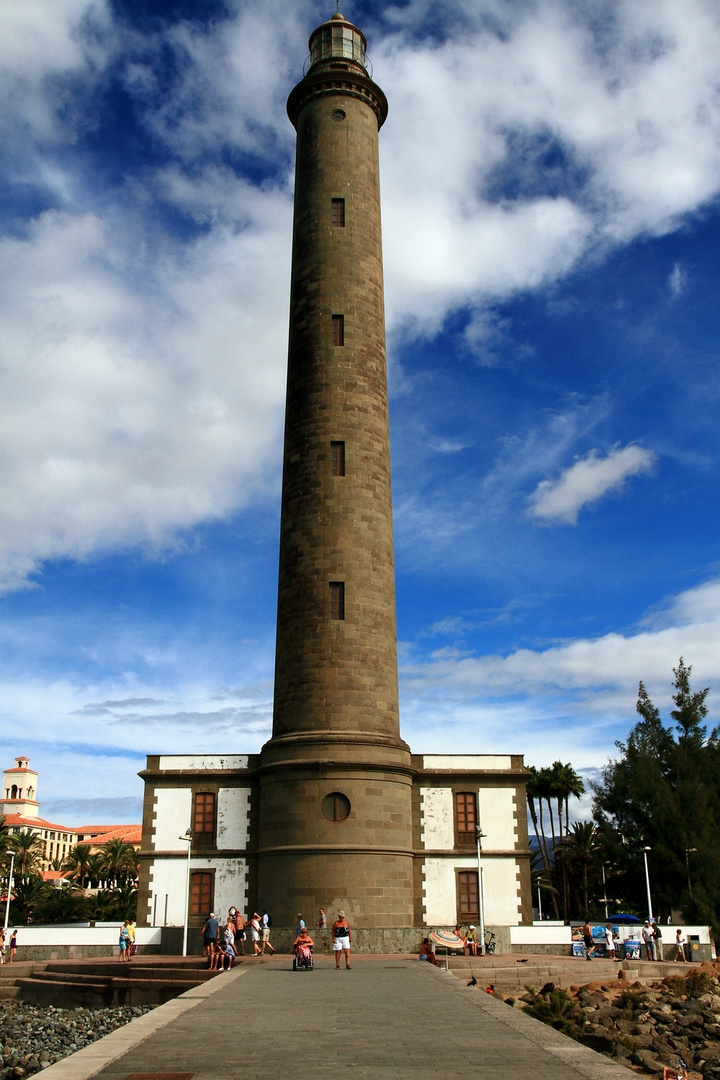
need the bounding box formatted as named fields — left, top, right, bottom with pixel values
left=10, top=874, right=49, bottom=922
left=527, top=768, right=561, bottom=918
left=562, top=821, right=599, bottom=916
left=88, top=852, right=105, bottom=889
left=99, top=839, right=139, bottom=886
left=9, top=829, right=46, bottom=879
left=63, top=843, right=94, bottom=889
left=549, top=762, right=586, bottom=919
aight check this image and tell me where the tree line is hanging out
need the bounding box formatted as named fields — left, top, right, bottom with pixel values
left=529, top=660, right=720, bottom=938
left=0, top=826, right=139, bottom=924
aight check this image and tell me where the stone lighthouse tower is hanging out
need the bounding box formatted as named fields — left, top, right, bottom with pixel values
left=256, top=12, right=416, bottom=927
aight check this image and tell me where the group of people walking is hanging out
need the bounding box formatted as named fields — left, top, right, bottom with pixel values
left=199, top=907, right=352, bottom=969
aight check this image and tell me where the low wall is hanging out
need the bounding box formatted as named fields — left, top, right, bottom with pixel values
left=510, top=923, right=715, bottom=962
left=170, top=924, right=511, bottom=956
left=5, top=925, right=162, bottom=961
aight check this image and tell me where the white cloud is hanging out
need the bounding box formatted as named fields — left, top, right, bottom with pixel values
left=669, top=262, right=688, bottom=298
left=527, top=444, right=657, bottom=524
left=398, top=576, right=720, bottom=765
left=2, top=0, right=720, bottom=590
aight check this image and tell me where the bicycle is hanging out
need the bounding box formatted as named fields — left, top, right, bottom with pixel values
left=484, top=930, right=496, bottom=955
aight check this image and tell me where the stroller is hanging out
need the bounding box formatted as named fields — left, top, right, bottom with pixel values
left=293, top=942, right=314, bottom=970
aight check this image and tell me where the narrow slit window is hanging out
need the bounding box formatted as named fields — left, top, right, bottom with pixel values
left=331, top=314, right=344, bottom=346
left=330, top=581, right=345, bottom=620
left=331, top=198, right=345, bottom=227
left=331, top=441, right=345, bottom=476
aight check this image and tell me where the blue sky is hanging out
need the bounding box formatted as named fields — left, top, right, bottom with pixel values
left=2, top=0, right=720, bottom=824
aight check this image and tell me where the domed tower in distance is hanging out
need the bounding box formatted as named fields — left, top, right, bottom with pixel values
left=257, top=13, right=415, bottom=928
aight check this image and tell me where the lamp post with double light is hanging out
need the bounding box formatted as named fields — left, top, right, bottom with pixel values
left=475, top=818, right=486, bottom=956
left=3, top=853, right=15, bottom=937
left=179, top=829, right=192, bottom=957
left=642, top=846, right=654, bottom=923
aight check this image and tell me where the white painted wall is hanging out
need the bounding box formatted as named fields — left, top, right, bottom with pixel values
left=482, top=858, right=522, bottom=924
left=147, top=856, right=188, bottom=925
left=157, top=755, right=249, bottom=770
left=422, top=857, right=459, bottom=925
left=151, top=787, right=192, bottom=851
left=217, top=788, right=251, bottom=850
left=2, top=926, right=163, bottom=946
left=479, top=788, right=517, bottom=850
left=213, top=858, right=247, bottom=916
left=423, top=855, right=523, bottom=927
left=420, top=788, right=454, bottom=849
left=421, top=755, right=513, bottom=771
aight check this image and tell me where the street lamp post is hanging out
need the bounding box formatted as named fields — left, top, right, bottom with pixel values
left=642, top=846, right=654, bottom=923
left=3, top=853, right=15, bottom=936
left=601, top=864, right=609, bottom=922
left=685, top=847, right=697, bottom=896
left=179, top=829, right=192, bottom=957
left=475, top=812, right=486, bottom=956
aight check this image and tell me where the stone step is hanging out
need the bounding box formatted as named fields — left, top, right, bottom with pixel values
left=29, top=969, right=113, bottom=986
left=44, top=961, right=212, bottom=980
left=0, top=985, right=21, bottom=1000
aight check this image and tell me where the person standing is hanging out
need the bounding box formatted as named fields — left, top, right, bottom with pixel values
left=318, top=908, right=327, bottom=928
left=642, top=921, right=656, bottom=960
left=604, top=924, right=617, bottom=961
left=674, top=929, right=687, bottom=962
left=582, top=918, right=594, bottom=961
left=8, top=929, right=18, bottom=964
left=232, top=909, right=246, bottom=955
left=653, top=921, right=663, bottom=961
left=249, top=913, right=261, bottom=955
left=223, top=917, right=236, bottom=957
left=0, top=927, right=5, bottom=963
left=118, top=923, right=129, bottom=963
left=332, top=911, right=352, bottom=969
left=202, top=912, right=219, bottom=958
left=127, top=919, right=136, bottom=959
left=296, top=913, right=306, bottom=934
left=260, top=910, right=275, bottom=955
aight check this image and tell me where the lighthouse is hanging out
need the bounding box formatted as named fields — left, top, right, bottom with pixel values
left=137, top=15, right=532, bottom=949
left=256, top=12, right=416, bottom=927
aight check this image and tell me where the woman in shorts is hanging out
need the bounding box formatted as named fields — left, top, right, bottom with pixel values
left=332, top=911, right=352, bottom=969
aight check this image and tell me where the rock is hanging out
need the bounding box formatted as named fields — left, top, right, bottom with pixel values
left=631, top=1048, right=663, bottom=1071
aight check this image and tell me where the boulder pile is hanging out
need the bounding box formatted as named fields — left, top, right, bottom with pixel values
left=501, top=965, right=720, bottom=1078
left=0, top=1000, right=152, bottom=1078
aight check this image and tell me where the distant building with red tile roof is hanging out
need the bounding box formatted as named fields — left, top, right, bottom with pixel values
left=1, top=756, right=140, bottom=872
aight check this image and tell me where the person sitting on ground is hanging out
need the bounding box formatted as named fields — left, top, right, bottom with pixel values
left=418, top=938, right=439, bottom=965
left=208, top=940, right=223, bottom=971
left=220, top=941, right=235, bottom=971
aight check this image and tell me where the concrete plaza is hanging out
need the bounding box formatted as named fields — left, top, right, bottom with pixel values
left=40, top=954, right=637, bottom=1080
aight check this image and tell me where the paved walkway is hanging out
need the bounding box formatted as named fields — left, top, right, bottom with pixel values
left=41, top=955, right=637, bottom=1080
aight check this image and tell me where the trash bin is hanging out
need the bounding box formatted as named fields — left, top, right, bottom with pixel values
left=688, top=935, right=701, bottom=962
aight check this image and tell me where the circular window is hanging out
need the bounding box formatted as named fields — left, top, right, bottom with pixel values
left=331, top=109, right=346, bottom=122
left=322, top=791, right=351, bottom=821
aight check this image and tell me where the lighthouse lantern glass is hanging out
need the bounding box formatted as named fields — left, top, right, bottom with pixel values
left=311, top=24, right=365, bottom=67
